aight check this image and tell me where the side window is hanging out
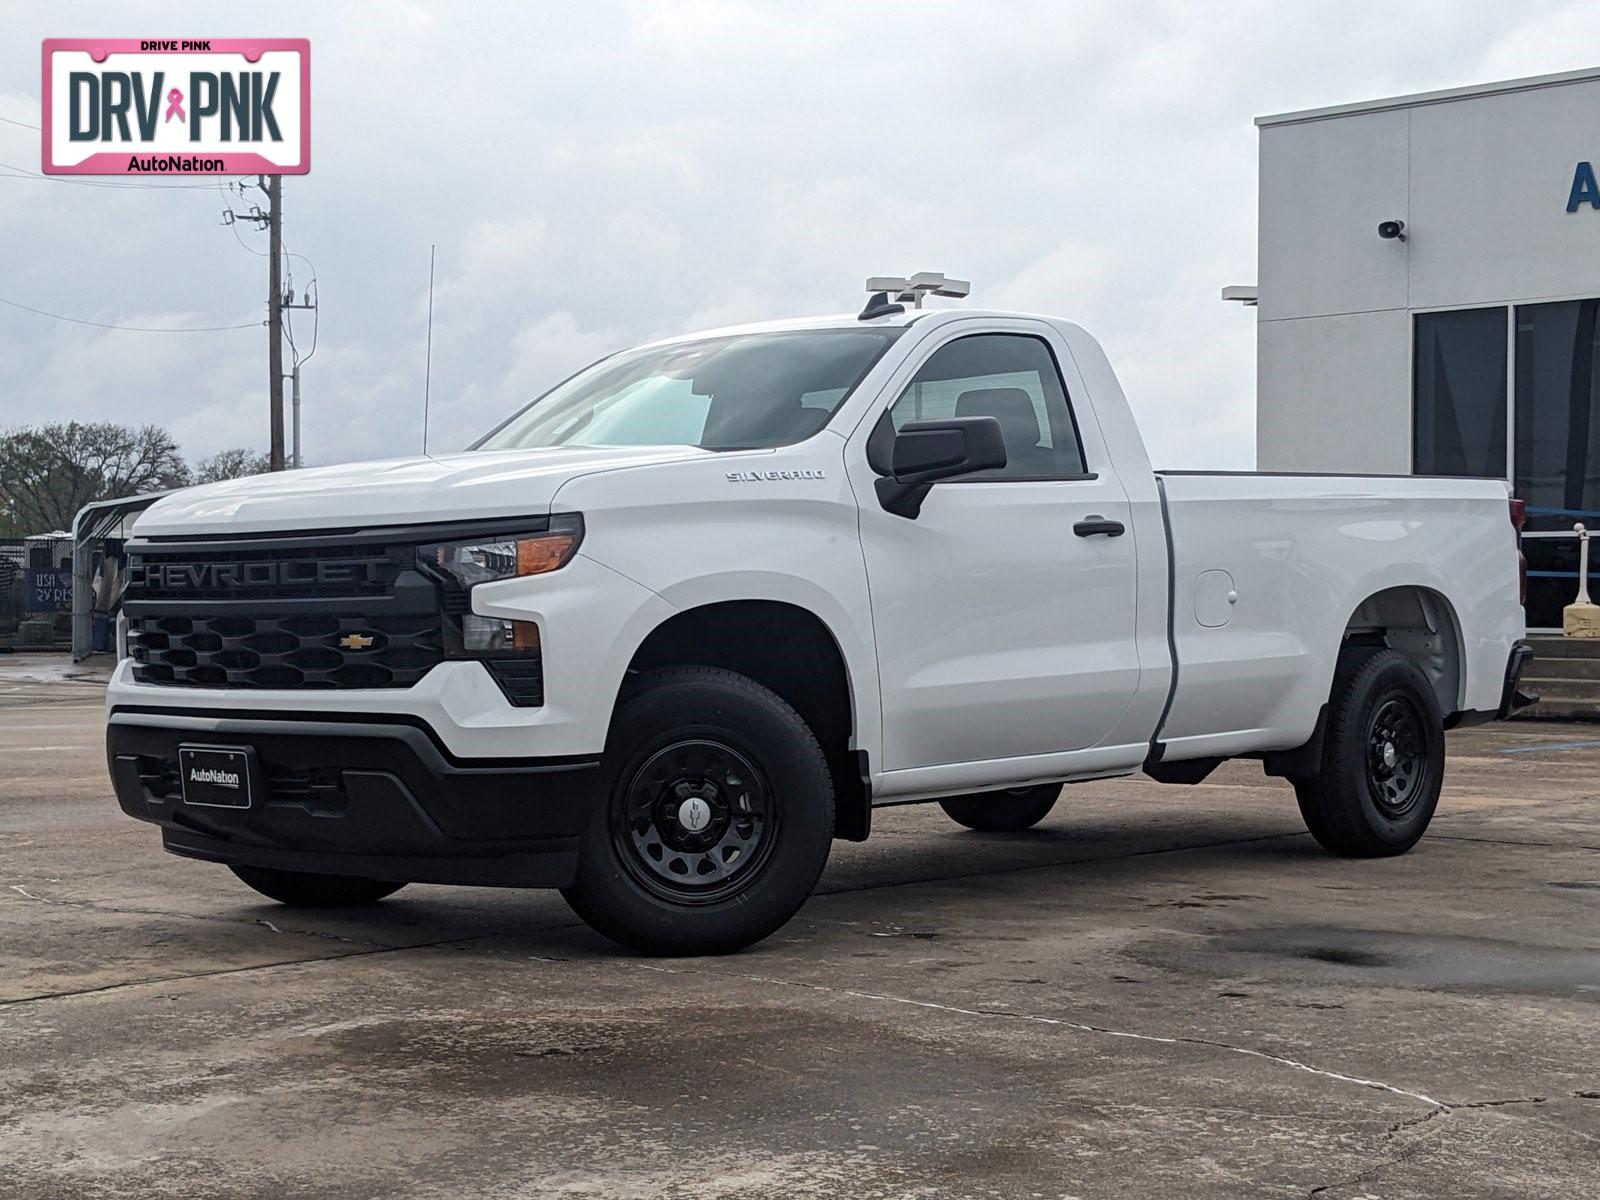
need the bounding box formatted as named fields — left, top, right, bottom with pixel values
left=888, top=334, right=1088, bottom=480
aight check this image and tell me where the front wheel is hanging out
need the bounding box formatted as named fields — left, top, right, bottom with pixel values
left=939, top=784, right=1061, bottom=832
left=561, top=667, right=835, bottom=956
left=230, top=865, right=406, bottom=907
left=1294, top=647, right=1445, bottom=857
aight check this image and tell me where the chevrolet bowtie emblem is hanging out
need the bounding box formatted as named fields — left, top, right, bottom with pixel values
left=338, top=633, right=376, bottom=651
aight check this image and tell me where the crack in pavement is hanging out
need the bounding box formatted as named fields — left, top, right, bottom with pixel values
left=1307, top=1093, right=1600, bottom=1196
left=550, top=954, right=1599, bottom=1199
left=1307, top=1108, right=1444, bottom=1197
left=1427, top=832, right=1600, bottom=853
left=522, top=952, right=1448, bottom=1107
left=0, top=934, right=494, bottom=1009
left=6, top=882, right=391, bottom=947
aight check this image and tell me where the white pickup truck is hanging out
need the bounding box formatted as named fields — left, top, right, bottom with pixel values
left=107, top=292, right=1533, bottom=954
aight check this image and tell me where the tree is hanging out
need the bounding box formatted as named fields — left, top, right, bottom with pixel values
left=193, top=448, right=272, bottom=484
left=0, top=422, right=188, bottom=535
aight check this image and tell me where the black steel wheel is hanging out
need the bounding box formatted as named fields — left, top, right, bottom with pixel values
left=563, top=667, right=834, bottom=956
left=613, top=738, right=780, bottom=905
left=1365, top=694, right=1432, bottom=820
left=1294, top=647, right=1445, bottom=857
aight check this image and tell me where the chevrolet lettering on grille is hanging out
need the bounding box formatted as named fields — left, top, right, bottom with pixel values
left=130, top=558, right=389, bottom=591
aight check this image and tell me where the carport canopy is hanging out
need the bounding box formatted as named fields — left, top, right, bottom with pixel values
left=71, top=491, right=172, bottom=661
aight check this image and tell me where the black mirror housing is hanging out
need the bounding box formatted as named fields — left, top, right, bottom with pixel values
left=874, top=416, right=1007, bottom=518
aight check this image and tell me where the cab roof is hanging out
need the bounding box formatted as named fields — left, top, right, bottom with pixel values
left=633, top=307, right=1066, bottom=351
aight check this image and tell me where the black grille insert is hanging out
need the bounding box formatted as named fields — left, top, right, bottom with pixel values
left=129, top=612, right=442, bottom=689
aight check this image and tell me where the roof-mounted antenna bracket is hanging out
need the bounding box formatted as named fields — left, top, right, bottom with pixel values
left=864, top=272, right=971, bottom=310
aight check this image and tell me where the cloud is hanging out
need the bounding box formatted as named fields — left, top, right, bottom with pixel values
left=0, top=0, right=1592, bottom=475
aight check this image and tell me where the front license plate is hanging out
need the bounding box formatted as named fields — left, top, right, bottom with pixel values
left=178, top=745, right=254, bottom=809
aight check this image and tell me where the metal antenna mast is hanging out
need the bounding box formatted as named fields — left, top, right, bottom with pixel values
left=422, top=244, right=436, bottom=457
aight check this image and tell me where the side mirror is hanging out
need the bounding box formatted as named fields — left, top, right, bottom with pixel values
left=872, top=416, right=1007, bottom=518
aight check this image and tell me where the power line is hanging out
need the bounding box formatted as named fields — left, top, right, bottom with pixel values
left=0, top=157, right=215, bottom=191
left=0, top=294, right=261, bottom=333
left=220, top=179, right=319, bottom=368
left=0, top=114, right=40, bottom=130
left=281, top=245, right=319, bottom=366
left=222, top=212, right=270, bottom=256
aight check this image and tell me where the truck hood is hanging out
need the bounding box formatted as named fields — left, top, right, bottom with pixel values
left=134, top=445, right=717, bottom=537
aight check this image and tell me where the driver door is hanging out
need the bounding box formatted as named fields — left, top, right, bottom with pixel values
left=850, top=324, right=1142, bottom=774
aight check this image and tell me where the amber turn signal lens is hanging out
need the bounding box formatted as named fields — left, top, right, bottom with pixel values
left=515, top=533, right=579, bottom=576
left=511, top=620, right=540, bottom=653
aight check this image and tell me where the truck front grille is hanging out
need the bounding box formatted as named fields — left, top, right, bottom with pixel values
left=126, top=612, right=444, bottom=689
left=123, top=530, right=448, bottom=691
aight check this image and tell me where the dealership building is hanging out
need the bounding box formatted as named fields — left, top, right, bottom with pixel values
left=1246, top=66, right=1600, bottom=629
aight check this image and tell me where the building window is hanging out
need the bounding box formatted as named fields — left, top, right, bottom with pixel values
left=1413, top=308, right=1507, bottom=478
left=1515, top=298, right=1600, bottom=628
left=1515, top=299, right=1600, bottom=515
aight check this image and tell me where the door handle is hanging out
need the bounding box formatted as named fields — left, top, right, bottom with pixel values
left=1073, top=516, right=1125, bottom=538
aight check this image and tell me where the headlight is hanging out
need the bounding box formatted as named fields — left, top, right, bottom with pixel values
left=419, top=514, right=583, bottom=589
left=418, top=514, right=582, bottom=663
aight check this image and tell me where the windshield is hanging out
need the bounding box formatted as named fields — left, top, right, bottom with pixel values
left=475, top=328, right=903, bottom=452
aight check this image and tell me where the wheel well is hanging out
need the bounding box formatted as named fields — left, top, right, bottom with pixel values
left=1342, top=586, right=1464, bottom=716
left=623, top=601, right=868, bottom=841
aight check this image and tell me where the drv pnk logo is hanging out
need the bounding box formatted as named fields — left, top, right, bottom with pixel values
left=41, top=38, right=309, bottom=176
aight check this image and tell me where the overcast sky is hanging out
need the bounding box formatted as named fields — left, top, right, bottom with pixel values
left=1, top=1, right=1594, bottom=470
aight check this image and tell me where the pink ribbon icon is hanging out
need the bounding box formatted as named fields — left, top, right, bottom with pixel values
left=164, top=88, right=185, bottom=123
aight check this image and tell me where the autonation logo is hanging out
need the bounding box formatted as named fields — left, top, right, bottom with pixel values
left=188, top=766, right=240, bottom=788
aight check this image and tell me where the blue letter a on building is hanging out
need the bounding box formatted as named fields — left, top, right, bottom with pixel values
left=1569, top=162, right=1600, bottom=212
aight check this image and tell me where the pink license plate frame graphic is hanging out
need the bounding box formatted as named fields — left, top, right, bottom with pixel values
left=41, top=38, right=310, bottom=175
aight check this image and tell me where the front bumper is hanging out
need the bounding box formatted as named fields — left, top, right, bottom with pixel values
left=107, top=709, right=600, bottom=887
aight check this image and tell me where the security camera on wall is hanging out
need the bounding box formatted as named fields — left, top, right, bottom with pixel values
left=1378, top=219, right=1407, bottom=242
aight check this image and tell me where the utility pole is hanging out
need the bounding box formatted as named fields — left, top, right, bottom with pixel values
left=224, top=177, right=314, bottom=470
left=264, top=174, right=285, bottom=471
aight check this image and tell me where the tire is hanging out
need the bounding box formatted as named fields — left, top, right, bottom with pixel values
left=229, top=865, right=407, bottom=907
left=939, top=784, right=1061, bottom=832
left=561, top=667, right=835, bottom=956
left=1294, top=647, right=1445, bottom=858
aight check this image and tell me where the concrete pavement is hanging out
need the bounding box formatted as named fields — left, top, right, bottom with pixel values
left=1, top=659, right=1596, bottom=1197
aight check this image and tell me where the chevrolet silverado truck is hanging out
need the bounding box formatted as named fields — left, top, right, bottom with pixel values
left=106, top=295, right=1533, bottom=954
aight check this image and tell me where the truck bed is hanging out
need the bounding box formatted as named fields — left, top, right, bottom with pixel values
left=1150, top=470, right=1522, bottom=762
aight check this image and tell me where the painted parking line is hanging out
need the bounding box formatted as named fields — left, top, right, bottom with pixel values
left=1498, top=739, right=1600, bottom=754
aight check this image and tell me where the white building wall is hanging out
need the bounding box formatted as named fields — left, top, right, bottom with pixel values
left=1257, top=311, right=1411, bottom=473
left=1255, top=68, right=1600, bottom=473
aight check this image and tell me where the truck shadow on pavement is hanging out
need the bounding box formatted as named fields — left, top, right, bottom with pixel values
left=215, top=812, right=1339, bottom=961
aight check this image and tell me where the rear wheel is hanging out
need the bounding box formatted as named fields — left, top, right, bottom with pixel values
left=562, top=667, right=834, bottom=956
left=1294, top=647, right=1444, bottom=857
left=229, top=865, right=406, bottom=907
left=938, top=784, right=1061, bottom=832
